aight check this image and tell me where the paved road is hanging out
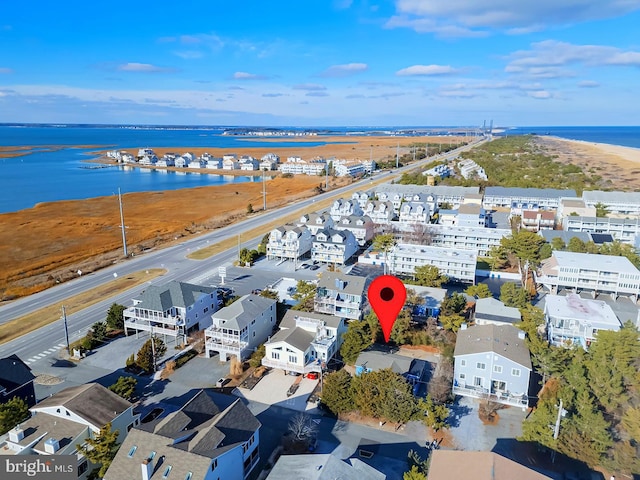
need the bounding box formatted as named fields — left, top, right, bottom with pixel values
left=0, top=138, right=486, bottom=368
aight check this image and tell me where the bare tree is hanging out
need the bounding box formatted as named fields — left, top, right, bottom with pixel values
left=287, top=413, right=318, bottom=442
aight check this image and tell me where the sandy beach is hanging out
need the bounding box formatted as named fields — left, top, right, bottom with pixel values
left=533, top=136, right=640, bottom=190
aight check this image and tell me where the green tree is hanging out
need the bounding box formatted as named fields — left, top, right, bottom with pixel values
left=372, top=233, right=396, bottom=273
left=106, top=303, right=126, bottom=330
left=363, top=310, right=382, bottom=343
left=413, top=265, right=448, bottom=287
left=407, top=449, right=429, bottom=477
left=486, top=245, right=509, bottom=270
left=550, top=237, right=566, bottom=251
left=340, top=320, right=372, bottom=364
left=390, top=309, right=412, bottom=345
left=135, top=337, right=166, bottom=374
left=405, top=288, right=425, bottom=308
left=539, top=243, right=553, bottom=260
left=352, top=369, right=416, bottom=423
left=291, top=280, right=316, bottom=312
left=594, top=202, right=608, bottom=218
left=439, top=313, right=465, bottom=333
left=465, top=283, right=493, bottom=298
left=108, top=376, right=137, bottom=401
left=0, top=396, right=30, bottom=435
left=249, top=344, right=266, bottom=369
left=501, top=230, right=546, bottom=282
left=404, top=465, right=427, bottom=480
left=418, top=395, right=450, bottom=431
left=567, top=236, right=587, bottom=253
left=91, top=321, right=108, bottom=343
left=440, top=292, right=467, bottom=316
left=259, top=289, right=279, bottom=301
left=239, top=247, right=258, bottom=266
left=499, top=282, right=530, bottom=308
left=320, top=369, right=355, bottom=414
left=77, top=422, right=120, bottom=478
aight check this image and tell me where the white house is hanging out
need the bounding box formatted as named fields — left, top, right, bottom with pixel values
left=3, top=383, right=139, bottom=480
left=474, top=298, right=521, bottom=326
left=104, top=390, right=261, bottom=480
left=333, top=159, right=367, bottom=177
left=351, top=191, right=371, bottom=208
left=205, top=295, right=276, bottom=361
left=314, top=272, right=366, bottom=320
left=297, top=212, right=335, bottom=235
left=123, top=282, right=218, bottom=345
left=364, top=200, right=396, bottom=225
left=329, top=199, right=363, bottom=220
left=543, top=293, right=621, bottom=350
left=334, top=214, right=374, bottom=246
left=266, top=224, right=313, bottom=261
left=398, top=202, right=432, bottom=225
left=453, top=324, right=531, bottom=408
left=262, top=311, right=347, bottom=374
left=311, top=228, right=359, bottom=265
left=389, top=244, right=477, bottom=283
left=206, top=157, right=223, bottom=169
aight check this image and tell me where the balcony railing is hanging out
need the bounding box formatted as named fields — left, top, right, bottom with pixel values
left=261, top=357, right=321, bottom=374
left=124, top=322, right=180, bottom=337
left=452, top=385, right=528, bottom=408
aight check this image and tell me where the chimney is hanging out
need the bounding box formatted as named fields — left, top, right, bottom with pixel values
left=517, top=330, right=526, bottom=340
left=9, top=427, right=24, bottom=443
left=141, top=457, right=153, bottom=480
left=44, top=438, right=60, bottom=454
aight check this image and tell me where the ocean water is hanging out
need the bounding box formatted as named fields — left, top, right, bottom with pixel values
left=1, top=124, right=639, bottom=214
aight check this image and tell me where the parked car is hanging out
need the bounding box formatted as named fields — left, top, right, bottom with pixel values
left=309, top=265, right=320, bottom=270
left=306, top=372, right=319, bottom=380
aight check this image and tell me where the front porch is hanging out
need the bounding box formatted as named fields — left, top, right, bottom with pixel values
left=452, top=384, right=528, bottom=408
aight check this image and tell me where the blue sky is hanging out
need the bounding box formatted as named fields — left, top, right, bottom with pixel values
left=1, top=0, right=639, bottom=126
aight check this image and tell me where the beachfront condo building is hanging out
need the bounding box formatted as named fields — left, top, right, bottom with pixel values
left=266, top=224, right=313, bottom=262
left=388, top=243, right=477, bottom=283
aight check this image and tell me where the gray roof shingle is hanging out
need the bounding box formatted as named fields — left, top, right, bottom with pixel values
left=135, top=281, right=215, bottom=312
left=212, top=294, right=276, bottom=330
left=454, top=324, right=532, bottom=369
left=317, top=272, right=366, bottom=296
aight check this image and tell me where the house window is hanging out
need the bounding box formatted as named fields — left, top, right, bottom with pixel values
left=127, top=446, right=137, bottom=458
left=272, top=352, right=280, bottom=360
left=473, top=377, right=483, bottom=387
left=512, top=368, right=521, bottom=377
left=493, top=365, right=502, bottom=373
left=211, top=459, right=218, bottom=471
left=78, top=460, right=88, bottom=477
left=162, top=466, right=172, bottom=478
left=476, top=362, right=486, bottom=370
left=289, top=355, right=297, bottom=363
left=460, top=360, right=466, bottom=367
left=459, top=373, right=466, bottom=380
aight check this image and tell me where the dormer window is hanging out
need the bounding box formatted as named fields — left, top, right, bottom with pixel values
left=127, top=446, right=137, bottom=458
left=162, top=466, right=172, bottom=478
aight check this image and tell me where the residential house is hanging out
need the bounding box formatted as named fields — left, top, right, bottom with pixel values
left=279, top=157, right=326, bottom=175
left=239, top=155, right=259, bottom=170
left=314, top=272, right=366, bottom=320
left=388, top=243, right=477, bottom=283
left=457, top=159, right=487, bottom=180
left=267, top=454, right=385, bottom=480
left=544, top=293, right=621, bottom=349
left=398, top=202, right=432, bottom=225
left=453, top=324, right=532, bottom=408
left=422, top=163, right=450, bottom=179
left=536, top=251, right=640, bottom=301
left=124, top=281, right=218, bottom=345
left=329, top=199, right=363, bottom=220
left=563, top=215, right=640, bottom=245
left=157, top=154, right=176, bottom=167
left=188, top=158, right=204, bottom=169
left=297, top=212, right=334, bottom=235
left=354, top=349, right=431, bottom=396
left=262, top=310, right=346, bottom=374
left=582, top=190, right=640, bottom=216
left=205, top=295, right=276, bottom=361
left=428, top=451, right=552, bottom=480
left=422, top=224, right=510, bottom=257
left=363, top=200, right=396, bottom=226
left=138, top=148, right=155, bottom=158
left=407, top=285, right=447, bottom=319
left=456, top=203, right=488, bottom=227
left=0, top=354, right=36, bottom=407
left=3, top=383, right=138, bottom=480
left=205, top=157, right=223, bottom=169
left=311, top=228, right=359, bottom=265
left=520, top=209, right=555, bottom=232
left=266, top=224, right=313, bottom=261
left=557, top=198, right=596, bottom=219
left=334, top=214, right=374, bottom=246
left=483, top=187, right=577, bottom=211
left=104, top=390, right=261, bottom=480
left=139, top=154, right=158, bottom=166
left=222, top=157, right=240, bottom=170
left=474, top=298, right=521, bottom=326
left=334, top=160, right=366, bottom=177
left=351, top=191, right=371, bottom=208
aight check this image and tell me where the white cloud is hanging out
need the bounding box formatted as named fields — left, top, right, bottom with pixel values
left=117, top=63, right=175, bottom=73
left=306, top=91, right=330, bottom=97
left=396, top=64, right=459, bottom=76
left=387, top=0, right=640, bottom=36
left=173, top=50, right=204, bottom=60
left=319, top=63, right=368, bottom=77
left=292, top=83, right=327, bottom=91
left=528, top=90, right=552, bottom=99
left=233, top=71, right=268, bottom=80
left=0, top=67, right=13, bottom=74
left=333, top=0, right=353, bottom=9
left=578, top=80, right=600, bottom=88
left=506, top=40, right=640, bottom=78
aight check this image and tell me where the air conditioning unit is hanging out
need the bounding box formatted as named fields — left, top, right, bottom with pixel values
left=44, top=438, right=60, bottom=454
left=9, top=427, right=24, bottom=443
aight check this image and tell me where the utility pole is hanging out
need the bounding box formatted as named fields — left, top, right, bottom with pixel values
left=551, top=398, right=563, bottom=463
left=118, top=188, right=128, bottom=257
left=237, top=234, right=241, bottom=263
left=396, top=143, right=399, bottom=169
left=325, top=161, right=329, bottom=190
left=62, top=305, right=70, bottom=354
left=262, top=168, right=267, bottom=211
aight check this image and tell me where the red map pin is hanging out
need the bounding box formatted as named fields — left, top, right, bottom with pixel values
left=367, top=275, right=407, bottom=343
